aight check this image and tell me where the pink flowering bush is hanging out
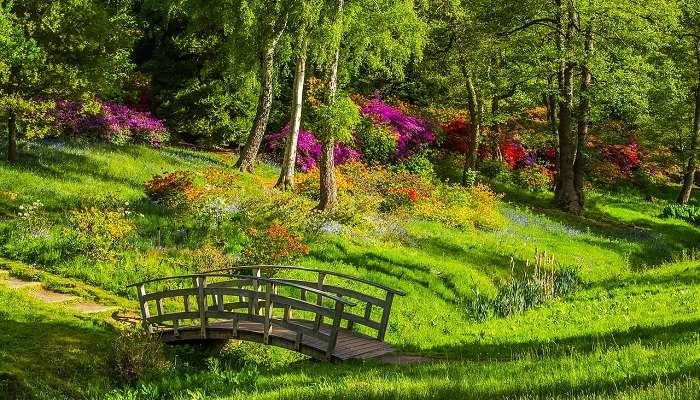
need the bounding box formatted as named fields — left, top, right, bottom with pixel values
left=52, top=99, right=169, bottom=147
left=265, top=124, right=362, bottom=172
left=359, top=94, right=435, bottom=160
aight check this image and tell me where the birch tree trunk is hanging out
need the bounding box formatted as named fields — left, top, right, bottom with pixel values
left=317, top=0, right=344, bottom=211
left=574, top=27, right=593, bottom=207
left=236, top=13, right=288, bottom=173
left=678, top=40, right=700, bottom=204
left=275, top=37, right=309, bottom=190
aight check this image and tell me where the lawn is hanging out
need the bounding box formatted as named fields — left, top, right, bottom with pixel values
left=0, top=141, right=699, bottom=399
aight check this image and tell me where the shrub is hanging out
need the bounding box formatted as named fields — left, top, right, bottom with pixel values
left=395, top=151, right=436, bottom=178
left=52, top=99, right=169, bottom=147
left=661, top=203, right=700, bottom=225
left=67, top=207, right=136, bottom=260
left=111, top=328, right=169, bottom=385
left=480, top=159, right=511, bottom=182
left=145, top=171, right=204, bottom=210
left=264, top=124, right=361, bottom=172
left=514, top=164, right=553, bottom=192
left=359, top=94, right=435, bottom=160
left=414, top=183, right=506, bottom=231
left=380, top=187, right=420, bottom=213
left=241, top=224, right=310, bottom=266
left=355, top=118, right=397, bottom=165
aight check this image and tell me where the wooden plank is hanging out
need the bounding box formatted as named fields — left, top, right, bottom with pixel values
left=271, top=319, right=331, bottom=341
left=377, top=292, right=394, bottom=341
left=136, top=284, right=152, bottom=334
left=270, top=294, right=335, bottom=318
left=197, top=276, right=208, bottom=339
left=326, top=302, right=344, bottom=360
left=147, top=311, right=200, bottom=324
left=279, top=279, right=385, bottom=307
left=341, top=312, right=381, bottom=331
left=143, top=288, right=197, bottom=302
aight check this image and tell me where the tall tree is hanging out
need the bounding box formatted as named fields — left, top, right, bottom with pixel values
left=0, top=0, right=135, bottom=162
left=313, top=0, right=426, bottom=210
left=235, top=1, right=292, bottom=172
left=276, top=1, right=323, bottom=190
left=676, top=0, right=700, bottom=204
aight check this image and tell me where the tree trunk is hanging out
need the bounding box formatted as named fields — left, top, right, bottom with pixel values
left=678, top=41, right=700, bottom=204
left=275, top=37, right=309, bottom=191
left=574, top=27, right=593, bottom=207
left=236, top=13, right=288, bottom=173
left=491, top=97, right=503, bottom=162
left=464, top=67, right=480, bottom=172
left=553, top=0, right=582, bottom=214
left=7, top=113, right=17, bottom=163
left=316, top=0, right=343, bottom=211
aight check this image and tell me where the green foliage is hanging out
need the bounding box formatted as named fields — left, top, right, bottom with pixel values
left=395, top=150, right=436, bottom=179
left=111, top=328, right=169, bottom=385
left=480, top=159, right=511, bottom=182
left=355, top=118, right=397, bottom=165
left=661, top=203, right=700, bottom=225
left=309, top=93, right=360, bottom=142
left=514, top=164, right=554, bottom=193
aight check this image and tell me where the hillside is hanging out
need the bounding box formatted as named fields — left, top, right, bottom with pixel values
left=0, top=141, right=698, bottom=399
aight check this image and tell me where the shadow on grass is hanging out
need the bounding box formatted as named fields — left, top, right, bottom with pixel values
left=426, top=318, right=700, bottom=361
left=0, top=319, right=116, bottom=398
left=495, top=183, right=700, bottom=268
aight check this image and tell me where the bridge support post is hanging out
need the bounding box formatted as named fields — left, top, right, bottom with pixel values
left=326, top=301, right=345, bottom=361
left=197, top=276, right=208, bottom=339
left=136, top=284, right=153, bottom=334
left=377, top=292, right=394, bottom=341
left=263, top=282, right=275, bottom=344
left=314, top=273, right=326, bottom=331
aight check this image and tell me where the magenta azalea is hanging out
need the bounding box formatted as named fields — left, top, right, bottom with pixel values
left=52, top=99, right=168, bottom=147
left=265, top=124, right=362, bottom=172
left=360, top=94, right=435, bottom=160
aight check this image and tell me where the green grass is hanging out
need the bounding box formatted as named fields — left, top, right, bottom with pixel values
left=0, top=140, right=699, bottom=399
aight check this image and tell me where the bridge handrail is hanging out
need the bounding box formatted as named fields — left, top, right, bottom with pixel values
left=206, top=265, right=407, bottom=296
left=128, top=273, right=356, bottom=306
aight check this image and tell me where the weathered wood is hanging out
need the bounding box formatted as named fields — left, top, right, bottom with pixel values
left=131, top=267, right=403, bottom=362
left=377, top=292, right=394, bottom=341
left=326, top=302, right=345, bottom=360
left=197, top=276, right=208, bottom=339
left=136, top=284, right=152, bottom=334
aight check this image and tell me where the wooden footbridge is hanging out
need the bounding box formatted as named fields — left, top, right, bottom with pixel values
left=130, top=266, right=405, bottom=362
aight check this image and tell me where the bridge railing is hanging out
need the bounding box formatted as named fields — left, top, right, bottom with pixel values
left=206, top=265, right=406, bottom=341
left=128, top=273, right=356, bottom=360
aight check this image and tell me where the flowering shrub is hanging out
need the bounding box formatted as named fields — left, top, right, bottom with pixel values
left=360, top=94, right=435, bottom=160
left=413, top=183, right=506, bottom=231
left=52, top=99, right=169, bottom=147
left=145, top=171, right=204, bottom=209
left=67, top=207, right=136, bottom=260
left=601, top=142, right=640, bottom=175
left=15, top=200, right=49, bottom=239
left=241, top=224, right=310, bottom=265
left=501, top=141, right=536, bottom=169
left=355, top=119, right=397, bottom=165
left=514, top=164, right=554, bottom=193
left=381, top=187, right=420, bottom=212
left=442, top=118, right=471, bottom=154
left=264, top=124, right=361, bottom=172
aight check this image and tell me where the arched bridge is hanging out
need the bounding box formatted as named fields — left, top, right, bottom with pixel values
left=129, top=266, right=405, bottom=362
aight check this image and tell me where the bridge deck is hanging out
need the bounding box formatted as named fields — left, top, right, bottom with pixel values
left=157, top=320, right=394, bottom=361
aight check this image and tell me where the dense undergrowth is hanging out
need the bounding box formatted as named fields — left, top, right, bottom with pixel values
left=0, top=141, right=699, bottom=399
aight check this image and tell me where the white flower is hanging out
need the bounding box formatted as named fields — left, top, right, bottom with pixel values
left=19, top=205, right=24, bottom=210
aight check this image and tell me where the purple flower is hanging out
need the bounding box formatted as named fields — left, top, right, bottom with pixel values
left=360, top=94, right=435, bottom=160
left=265, top=124, right=361, bottom=172
left=51, top=99, right=168, bottom=147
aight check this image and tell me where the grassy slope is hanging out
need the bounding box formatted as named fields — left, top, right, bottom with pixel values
left=0, top=141, right=699, bottom=399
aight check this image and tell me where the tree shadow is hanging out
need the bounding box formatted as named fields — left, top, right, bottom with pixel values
left=0, top=319, right=116, bottom=398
